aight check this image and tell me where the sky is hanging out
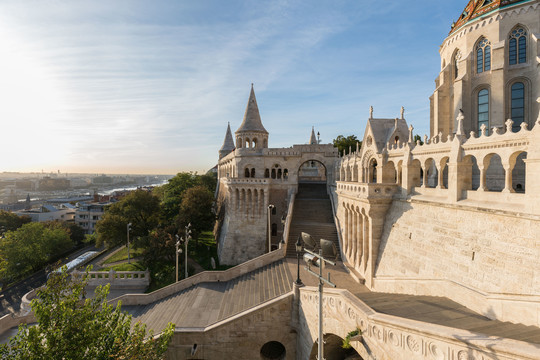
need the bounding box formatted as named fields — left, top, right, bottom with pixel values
left=0, top=0, right=466, bottom=175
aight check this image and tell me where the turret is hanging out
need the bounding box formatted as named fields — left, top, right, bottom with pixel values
left=309, top=126, right=317, bottom=145
left=219, top=122, right=235, bottom=159
left=235, top=84, right=268, bottom=149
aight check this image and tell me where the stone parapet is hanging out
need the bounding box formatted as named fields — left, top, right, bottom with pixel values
left=298, top=287, right=540, bottom=360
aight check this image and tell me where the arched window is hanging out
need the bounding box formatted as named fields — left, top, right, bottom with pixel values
left=250, top=168, right=255, bottom=178
left=478, top=89, right=489, bottom=132
left=453, top=50, right=461, bottom=79
left=511, top=82, right=525, bottom=132
left=509, top=27, right=527, bottom=65
left=271, top=169, right=276, bottom=179
left=476, top=38, right=491, bottom=73
left=264, top=169, right=270, bottom=178
left=244, top=168, right=250, bottom=178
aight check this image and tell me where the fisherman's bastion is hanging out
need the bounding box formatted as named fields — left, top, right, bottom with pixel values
left=2, top=1, right=539, bottom=359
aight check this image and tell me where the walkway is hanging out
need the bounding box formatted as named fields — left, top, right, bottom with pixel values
left=286, top=183, right=340, bottom=260
left=123, top=258, right=293, bottom=332
left=283, top=258, right=540, bottom=345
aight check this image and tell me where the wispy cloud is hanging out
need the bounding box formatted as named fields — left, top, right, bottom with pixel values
left=0, top=0, right=465, bottom=174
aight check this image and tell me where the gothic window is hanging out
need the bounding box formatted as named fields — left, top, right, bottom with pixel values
left=509, top=27, right=527, bottom=65
left=250, top=168, right=255, bottom=178
left=277, top=169, right=282, bottom=179
left=478, top=89, right=490, bottom=132
left=511, top=82, right=525, bottom=132
left=264, top=169, right=270, bottom=178
left=476, top=38, right=491, bottom=73
left=271, top=169, right=276, bottom=179
left=244, top=168, right=250, bottom=178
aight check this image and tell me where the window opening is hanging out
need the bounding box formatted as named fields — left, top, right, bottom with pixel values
left=511, top=82, right=525, bottom=132
left=509, top=27, right=527, bottom=65
left=478, top=89, right=490, bottom=133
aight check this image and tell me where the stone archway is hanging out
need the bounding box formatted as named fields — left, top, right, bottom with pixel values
left=298, top=160, right=327, bottom=184
left=308, top=333, right=363, bottom=360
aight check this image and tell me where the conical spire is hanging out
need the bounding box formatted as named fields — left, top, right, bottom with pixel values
left=219, top=122, right=235, bottom=159
left=235, top=84, right=268, bottom=134
left=309, top=126, right=317, bottom=145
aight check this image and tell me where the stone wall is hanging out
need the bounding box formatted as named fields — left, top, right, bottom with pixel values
left=374, top=198, right=540, bottom=326
left=165, top=295, right=295, bottom=360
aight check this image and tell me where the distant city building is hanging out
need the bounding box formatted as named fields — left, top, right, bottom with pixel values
left=14, top=203, right=76, bottom=223
left=75, top=201, right=113, bottom=234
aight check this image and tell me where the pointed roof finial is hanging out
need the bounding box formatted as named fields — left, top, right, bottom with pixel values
left=309, top=126, right=317, bottom=145
left=236, top=84, right=268, bottom=134
left=400, top=106, right=405, bottom=119
left=219, top=122, right=235, bottom=158
left=369, top=106, right=374, bottom=119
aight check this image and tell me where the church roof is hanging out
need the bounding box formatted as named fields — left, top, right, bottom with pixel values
left=449, top=0, right=533, bottom=34
left=235, top=84, right=268, bottom=134
left=219, top=122, right=235, bottom=153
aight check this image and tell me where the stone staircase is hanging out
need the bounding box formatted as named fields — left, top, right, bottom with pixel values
left=286, top=183, right=340, bottom=260
left=123, top=259, right=293, bottom=333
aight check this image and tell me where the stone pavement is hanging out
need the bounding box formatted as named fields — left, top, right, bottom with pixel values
left=283, top=258, right=540, bottom=345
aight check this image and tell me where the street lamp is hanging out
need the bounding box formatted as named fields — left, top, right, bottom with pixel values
left=183, top=223, right=192, bottom=279
left=175, top=234, right=182, bottom=282
left=303, top=235, right=337, bottom=360
left=295, top=235, right=303, bottom=286
left=127, top=223, right=132, bottom=264
left=267, top=204, right=275, bottom=253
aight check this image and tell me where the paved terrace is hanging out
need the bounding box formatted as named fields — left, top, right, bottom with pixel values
left=284, top=258, right=540, bottom=345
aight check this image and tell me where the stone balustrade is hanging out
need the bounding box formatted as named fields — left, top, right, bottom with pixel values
left=297, top=287, right=539, bottom=360
left=336, top=182, right=398, bottom=200
left=78, top=269, right=151, bottom=289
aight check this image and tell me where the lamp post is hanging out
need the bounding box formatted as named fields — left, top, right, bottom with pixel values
left=127, top=223, right=132, bottom=264
left=175, top=234, right=182, bottom=282
left=295, top=235, right=303, bottom=286
left=303, top=237, right=337, bottom=360
left=183, top=223, right=192, bottom=279
left=267, top=204, right=274, bottom=253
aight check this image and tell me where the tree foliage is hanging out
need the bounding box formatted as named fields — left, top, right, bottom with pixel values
left=0, top=223, right=72, bottom=282
left=0, top=210, right=31, bottom=233
left=157, top=172, right=216, bottom=222
left=178, top=186, right=215, bottom=236
left=333, top=135, right=361, bottom=156
left=45, top=221, right=86, bottom=245
left=95, top=190, right=160, bottom=248
left=0, top=268, right=174, bottom=360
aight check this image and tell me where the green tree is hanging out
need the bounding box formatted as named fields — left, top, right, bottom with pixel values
left=178, top=186, right=215, bottom=239
left=95, top=190, right=160, bottom=248
left=0, top=268, right=174, bottom=359
left=157, top=172, right=217, bottom=223
left=45, top=221, right=86, bottom=245
left=0, top=223, right=72, bottom=282
left=333, top=135, right=361, bottom=156
left=413, top=134, right=424, bottom=145
left=0, top=210, right=31, bottom=233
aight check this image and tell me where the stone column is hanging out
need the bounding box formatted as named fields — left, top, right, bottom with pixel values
left=478, top=166, right=486, bottom=191
left=502, top=163, right=514, bottom=193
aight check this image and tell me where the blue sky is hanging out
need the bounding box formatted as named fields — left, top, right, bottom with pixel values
left=0, top=0, right=465, bottom=174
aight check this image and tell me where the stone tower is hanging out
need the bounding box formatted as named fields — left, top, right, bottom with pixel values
left=219, top=122, right=235, bottom=160
left=235, top=84, right=268, bottom=149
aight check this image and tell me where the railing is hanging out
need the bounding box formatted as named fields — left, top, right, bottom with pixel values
left=299, top=287, right=539, bottom=360
left=79, top=269, right=150, bottom=288
left=226, top=178, right=269, bottom=185
left=336, top=182, right=398, bottom=199
left=281, top=191, right=296, bottom=256
left=111, top=250, right=285, bottom=306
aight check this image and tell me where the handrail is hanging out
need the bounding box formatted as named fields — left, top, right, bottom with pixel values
left=280, top=191, right=296, bottom=256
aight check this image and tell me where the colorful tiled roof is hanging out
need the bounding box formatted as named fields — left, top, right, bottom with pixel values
left=449, top=0, right=533, bottom=34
